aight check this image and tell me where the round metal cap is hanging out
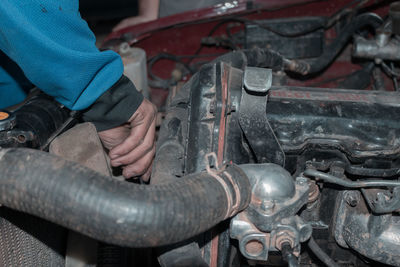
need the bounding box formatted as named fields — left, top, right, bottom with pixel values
left=0, top=111, right=16, bottom=131
left=240, top=163, right=296, bottom=202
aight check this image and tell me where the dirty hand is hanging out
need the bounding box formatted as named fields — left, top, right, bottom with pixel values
left=98, top=99, right=157, bottom=181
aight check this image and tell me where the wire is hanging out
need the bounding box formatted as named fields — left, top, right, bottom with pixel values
left=381, top=61, right=400, bottom=78
left=147, top=0, right=372, bottom=88
left=147, top=53, right=191, bottom=89
left=205, top=0, right=369, bottom=39
left=308, top=237, right=339, bottom=267
left=281, top=242, right=299, bottom=267
left=303, top=169, right=400, bottom=188
left=186, top=0, right=370, bottom=68
left=39, top=110, right=79, bottom=151
left=147, top=52, right=227, bottom=89
left=147, top=52, right=225, bottom=62
left=390, top=62, right=400, bottom=91
left=325, top=0, right=368, bottom=27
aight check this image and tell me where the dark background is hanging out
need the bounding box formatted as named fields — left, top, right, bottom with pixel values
left=79, top=0, right=139, bottom=45
left=80, top=0, right=138, bottom=20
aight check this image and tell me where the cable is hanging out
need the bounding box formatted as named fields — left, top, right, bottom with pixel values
left=325, top=0, right=368, bottom=27
left=186, top=0, right=369, bottom=65
left=308, top=237, right=339, bottom=267
left=382, top=61, right=400, bottom=78
left=303, top=169, right=400, bottom=188
left=391, top=62, right=399, bottom=91
left=226, top=17, right=326, bottom=38
left=290, top=12, right=382, bottom=75
left=308, top=63, right=374, bottom=88
left=281, top=242, right=299, bottom=267
left=204, top=0, right=370, bottom=39
left=147, top=53, right=195, bottom=89
left=147, top=52, right=227, bottom=89
left=147, top=0, right=373, bottom=88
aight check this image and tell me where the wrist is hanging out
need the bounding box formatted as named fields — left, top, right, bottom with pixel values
left=82, top=75, right=144, bottom=131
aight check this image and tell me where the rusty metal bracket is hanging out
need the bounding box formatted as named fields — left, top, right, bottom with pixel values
left=239, top=67, right=285, bottom=166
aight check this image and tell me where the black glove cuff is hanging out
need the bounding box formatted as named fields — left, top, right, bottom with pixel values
left=82, top=75, right=144, bottom=131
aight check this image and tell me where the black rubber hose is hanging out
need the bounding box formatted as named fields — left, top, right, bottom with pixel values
left=308, top=237, right=339, bottom=267
left=291, top=13, right=382, bottom=75
left=338, top=62, right=374, bottom=89
left=209, top=48, right=287, bottom=71
left=0, top=148, right=251, bottom=248
left=242, top=48, right=285, bottom=70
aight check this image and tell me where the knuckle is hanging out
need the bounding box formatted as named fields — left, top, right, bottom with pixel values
left=137, top=163, right=147, bottom=174
left=143, top=140, right=153, bottom=152
left=152, top=104, right=158, bottom=114
left=119, top=158, right=131, bottom=165
left=123, top=138, right=140, bottom=152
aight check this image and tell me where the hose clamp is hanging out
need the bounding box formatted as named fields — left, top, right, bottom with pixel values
left=205, top=153, right=241, bottom=219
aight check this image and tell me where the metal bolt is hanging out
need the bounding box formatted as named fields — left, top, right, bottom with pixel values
left=260, top=200, right=275, bottom=213
left=275, top=230, right=295, bottom=251
left=209, top=102, right=215, bottom=114
left=296, top=177, right=308, bottom=186
left=345, top=191, right=361, bottom=207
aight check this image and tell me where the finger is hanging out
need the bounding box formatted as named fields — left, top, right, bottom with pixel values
left=141, top=159, right=154, bottom=183
left=111, top=119, right=156, bottom=166
left=122, top=146, right=156, bottom=178
left=98, top=125, right=131, bottom=150
left=109, top=111, right=155, bottom=159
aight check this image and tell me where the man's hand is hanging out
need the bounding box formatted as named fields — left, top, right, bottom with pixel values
left=98, top=99, right=157, bottom=181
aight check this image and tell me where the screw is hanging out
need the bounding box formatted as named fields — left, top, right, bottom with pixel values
left=345, top=191, right=361, bottom=207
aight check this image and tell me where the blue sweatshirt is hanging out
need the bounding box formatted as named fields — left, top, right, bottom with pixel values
left=0, top=0, right=123, bottom=110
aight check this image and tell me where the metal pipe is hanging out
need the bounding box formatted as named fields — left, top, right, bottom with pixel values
left=303, top=169, right=400, bottom=188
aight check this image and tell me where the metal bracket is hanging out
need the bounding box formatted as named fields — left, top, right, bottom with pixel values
left=243, top=67, right=272, bottom=93
left=239, top=67, right=285, bottom=166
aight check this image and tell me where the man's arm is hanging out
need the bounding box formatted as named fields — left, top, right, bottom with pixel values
left=0, top=0, right=156, bottom=180
left=113, top=0, right=160, bottom=32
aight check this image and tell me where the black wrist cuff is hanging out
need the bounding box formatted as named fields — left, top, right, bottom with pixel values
left=82, top=75, right=144, bottom=131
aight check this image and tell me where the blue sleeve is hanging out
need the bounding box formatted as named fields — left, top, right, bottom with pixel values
left=0, top=0, right=124, bottom=111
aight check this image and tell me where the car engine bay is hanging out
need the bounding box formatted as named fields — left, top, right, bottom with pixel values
left=1, top=0, right=400, bottom=266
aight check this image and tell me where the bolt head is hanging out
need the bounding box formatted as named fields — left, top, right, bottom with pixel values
left=345, top=191, right=360, bottom=207
left=260, top=200, right=275, bottom=213
left=296, top=177, right=307, bottom=186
